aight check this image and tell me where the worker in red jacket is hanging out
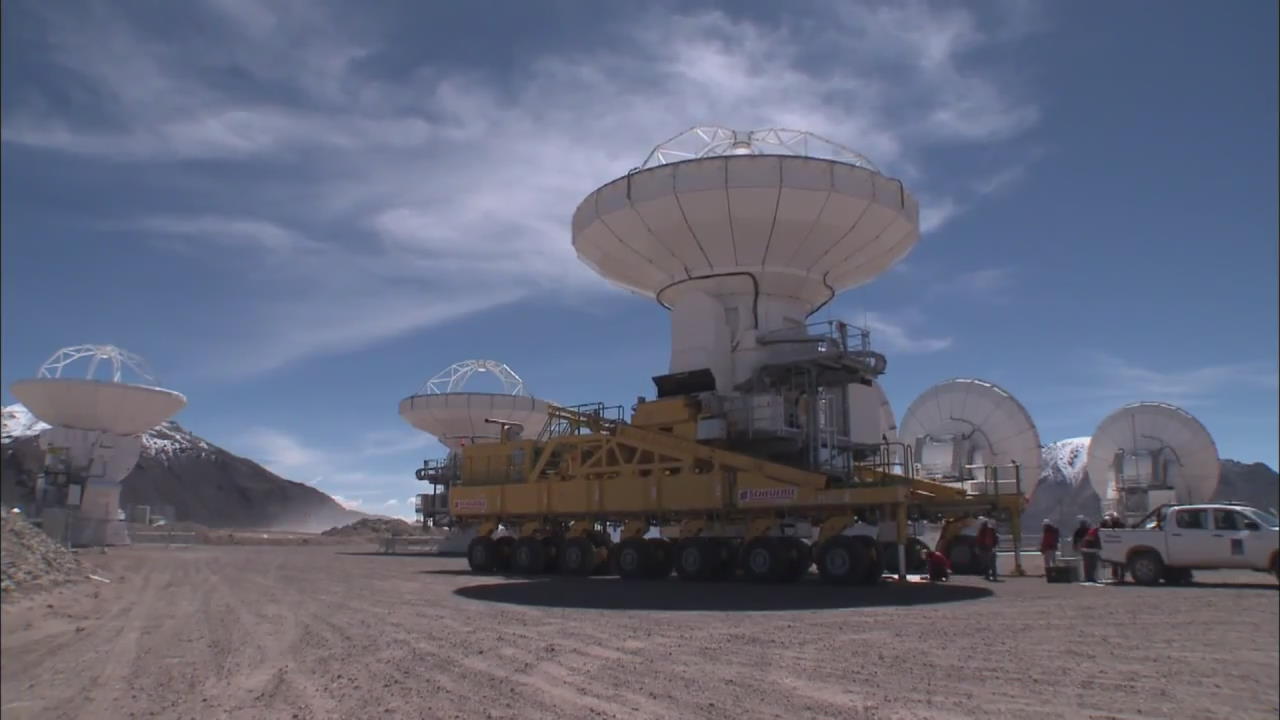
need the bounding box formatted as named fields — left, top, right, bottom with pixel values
left=976, top=519, right=999, bottom=581
left=1040, top=519, right=1061, bottom=569
left=926, top=549, right=951, bottom=582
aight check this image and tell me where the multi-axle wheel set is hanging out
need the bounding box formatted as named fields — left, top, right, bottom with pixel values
left=466, top=532, right=899, bottom=585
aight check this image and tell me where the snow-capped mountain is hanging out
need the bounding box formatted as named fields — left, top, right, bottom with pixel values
left=2, top=403, right=364, bottom=531
left=1040, top=436, right=1090, bottom=487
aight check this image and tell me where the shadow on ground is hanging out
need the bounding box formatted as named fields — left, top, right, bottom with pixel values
left=451, top=576, right=993, bottom=611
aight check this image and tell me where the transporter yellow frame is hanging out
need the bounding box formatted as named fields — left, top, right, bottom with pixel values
left=444, top=399, right=1026, bottom=585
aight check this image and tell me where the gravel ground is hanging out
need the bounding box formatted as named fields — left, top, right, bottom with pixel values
left=1, top=510, right=86, bottom=596
left=1, top=545, right=1276, bottom=720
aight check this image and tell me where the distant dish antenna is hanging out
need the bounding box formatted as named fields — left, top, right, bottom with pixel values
left=8, top=344, right=186, bottom=547
left=898, top=378, right=1041, bottom=496
left=420, top=360, right=527, bottom=396
left=1085, top=402, right=1219, bottom=522
left=400, top=360, right=549, bottom=452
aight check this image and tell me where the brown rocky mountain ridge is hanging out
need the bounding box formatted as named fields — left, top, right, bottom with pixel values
left=2, top=405, right=370, bottom=532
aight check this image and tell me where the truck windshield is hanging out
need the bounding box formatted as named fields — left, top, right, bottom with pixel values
left=1246, top=509, right=1279, bottom=529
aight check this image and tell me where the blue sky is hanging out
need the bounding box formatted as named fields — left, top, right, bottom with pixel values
left=2, top=0, right=1276, bottom=519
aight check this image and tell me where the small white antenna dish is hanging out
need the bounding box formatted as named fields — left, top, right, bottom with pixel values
left=8, top=344, right=186, bottom=547
left=1085, top=402, right=1219, bottom=521
left=898, top=378, right=1041, bottom=495
left=400, top=360, right=549, bottom=452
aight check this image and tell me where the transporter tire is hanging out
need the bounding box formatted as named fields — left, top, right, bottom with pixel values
left=781, top=537, right=812, bottom=582
left=588, top=530, right=613, bottom=574
left=467, top=536, right=497, bottom=572
left=541, top=536, right=561, bottom=573
left=559, top=537, right=596, bottom=576
left=510, top=536, right=548, bottom=575
left=1128, top=551, right=1163, bottom=586
left=815, top=536, right=869, bottom=585
left=858, top=539, right=883, bottom=586
left=615, top=538, right=654, bottom=580
left=881, top=538, right=930, bottom=575
left=675, top=538, right=720, bottom=581
left=493, top=536, right=516, bottom=572
left=647, top=538, right=675, bottom=579
left=741, top=538, right=788, bottom=582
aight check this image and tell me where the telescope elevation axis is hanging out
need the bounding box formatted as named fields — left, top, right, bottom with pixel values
left=573, top=126, right=919, bottom=392
left=898, top=378, right=1041, bottom=496
left=1085, top=402, right=1220, bottom=523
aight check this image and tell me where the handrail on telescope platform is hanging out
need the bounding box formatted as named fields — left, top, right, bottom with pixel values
left=538, top=403, right=625, bottom=440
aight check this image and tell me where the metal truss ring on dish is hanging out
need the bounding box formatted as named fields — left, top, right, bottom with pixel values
left=37, top=344, right=162, bottom=386
left=636, top=126, right=880, bottom=173
left=418, top=359, right=528, bottom=396
left=898, top=378, right=1041, bottom=495
left=1085, top=401, right=1220, bottom=516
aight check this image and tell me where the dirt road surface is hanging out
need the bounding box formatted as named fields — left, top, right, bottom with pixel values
left=3, top=545, right=1276, bottom=720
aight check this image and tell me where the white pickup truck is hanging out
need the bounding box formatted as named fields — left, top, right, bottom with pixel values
left=1099, top=503, right=1280, bottom=586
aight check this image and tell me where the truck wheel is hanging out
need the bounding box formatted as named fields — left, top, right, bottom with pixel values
left=510, top=536, right=547, bottom=575
left=781, top=537, right=812, bottom=582
left=1129, top=551, right=1163, bottom=586
left=614, top=538, right=653, bottom=580
left=675, top=538, right=717, bottom=581
left=493, top=536, right=515, bottom=571
left=816, top=536, right=869, bottom=585
left=559, top=537, right=596, bottom=576
left=540, top=536, right=561, bottom=573
left=588, top=531, right=612, bottom=574
left=858, top=539, right=883, bottom=585
left=647, top=538, right=674, bottom=579
left=741, top=537, right=786, bottom=582
left=467, top=536, right=497, bottom=572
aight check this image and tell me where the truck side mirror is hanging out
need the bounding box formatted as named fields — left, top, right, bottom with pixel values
left=1243, top=520, right=1261, bottom=531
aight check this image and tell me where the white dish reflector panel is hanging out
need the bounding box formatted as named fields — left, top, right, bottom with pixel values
left=1084, top=401, right=1219, bottom=504
left=898, top=378, right=1041, bottom=492
left=573, top=152, right=919, bottom=311
left=11, top=378, right=186, bottom=436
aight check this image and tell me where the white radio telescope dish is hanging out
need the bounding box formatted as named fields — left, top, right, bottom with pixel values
left=898, top=378, right=1041, bottom=493
left=7, top=345, right=186, bottom=547
left=399, top=360, right=551, bottom=451
left=1085, top=402, right=1219, bottom=515
left=9, top=344, right=187, bottom=436
left=573, top=126, right=918, bottom=392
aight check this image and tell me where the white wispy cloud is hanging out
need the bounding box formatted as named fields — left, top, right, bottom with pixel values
left=1090, top=353, right=1279, bottom=406
left=2, top=0, right=1039, bottom=376
left=864, top=311, right=954, bottom=354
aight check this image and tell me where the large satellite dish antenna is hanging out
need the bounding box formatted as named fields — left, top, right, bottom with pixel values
left=8, top=345, right=186, bottom=546
left=898, top=378, right=1041, bottom=495
left=398, top=360, right=551, bottom=451
left=573, top=126, right=918, bottom=392
left=1085, top=402, right=1219, bottom=522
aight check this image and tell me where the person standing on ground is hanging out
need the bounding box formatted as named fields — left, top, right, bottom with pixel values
left=1040, top=519, right=1060, bottom=569
left=1101, top=512, right=1126, bottom=583
left=1071, top=516, right=1090, bottom=579
left=1080, top=522, right=1102, bottom=583
left=976, top=519, right=1000, bottom=581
